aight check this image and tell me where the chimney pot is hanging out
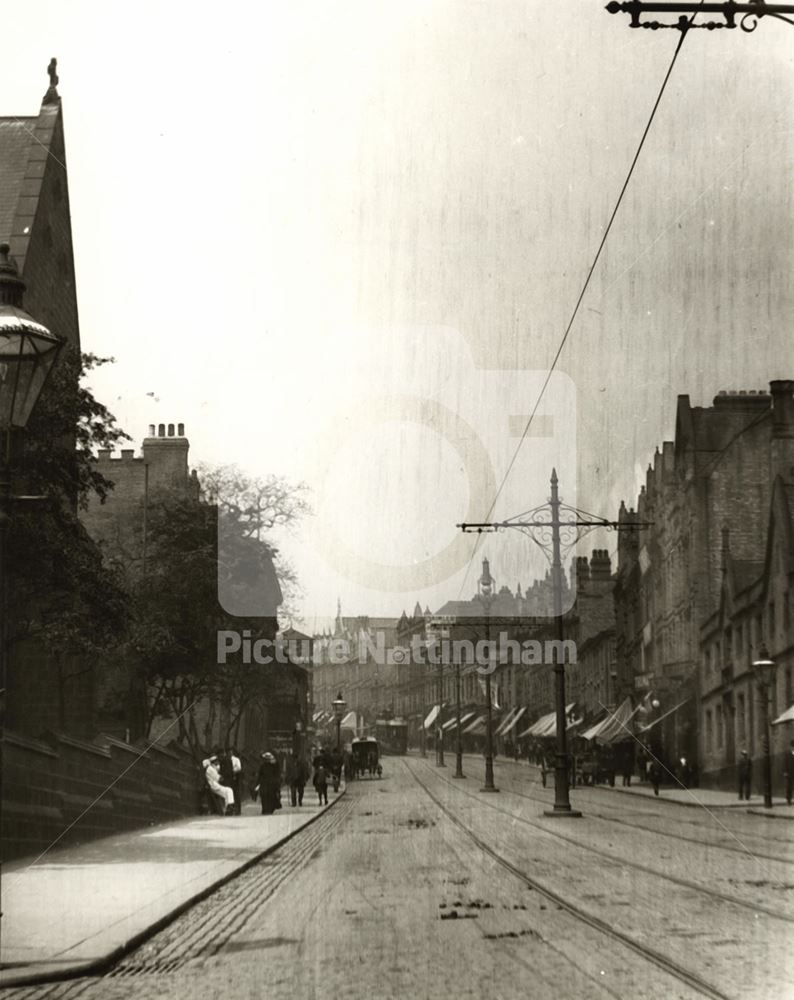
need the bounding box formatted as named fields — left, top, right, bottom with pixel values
left=158, top=424, right=165, bottom=437
left=168, top=423, right=175, bottom=437
left=148, top=424, right=155, bottom=436
left=178, top=422, right=185, bottom=436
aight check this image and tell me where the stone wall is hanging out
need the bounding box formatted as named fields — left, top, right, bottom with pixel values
left=1, top=729, right=202, bottom=863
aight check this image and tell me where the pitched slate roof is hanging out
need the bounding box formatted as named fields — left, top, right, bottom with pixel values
left=0, top=92, right=62, bottom=274
left=0, top=118, right=36, bottom=240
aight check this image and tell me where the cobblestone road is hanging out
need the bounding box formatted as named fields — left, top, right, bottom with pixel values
left=2, top=756, right=791, bottom=1000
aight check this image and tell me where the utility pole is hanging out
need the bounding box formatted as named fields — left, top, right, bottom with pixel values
left=459, top=469, right=650, bottom=818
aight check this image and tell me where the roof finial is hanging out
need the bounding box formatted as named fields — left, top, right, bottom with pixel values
left=43, top=58, right=60, bottom=105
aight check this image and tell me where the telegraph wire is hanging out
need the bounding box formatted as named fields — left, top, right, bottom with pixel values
left=456, top=6, right=702, bottom=598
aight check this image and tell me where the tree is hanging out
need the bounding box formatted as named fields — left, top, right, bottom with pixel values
left=129, top=483, right=290, bottom=755
left=198, top=464, right=311, bottom=623
left=7, top=348, right=130, bottom=659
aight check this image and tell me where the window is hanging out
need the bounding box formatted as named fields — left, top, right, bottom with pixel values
left=784, top=591, right=791, bottom=634
left=704, top=647, right=711, bottom=676
left=769, top=601, right=776, bottom=640
left=705, top=710, right=713, bottom=753
left=737, top=693, right=746, bottom=745
left=716, top=704, right=724, bottom=749
left=736, top=623, right=744, bottom=660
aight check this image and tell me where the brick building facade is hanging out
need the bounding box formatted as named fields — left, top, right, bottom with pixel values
left=615, top=383, right=794, bottom=781
left=700, top=478, right=794, bottom=793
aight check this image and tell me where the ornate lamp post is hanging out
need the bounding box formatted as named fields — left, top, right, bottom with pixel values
left=332, top=692, right=347, bottom=752
left=478, top=558, right=498, bottom=792
left=0, top=242, right=64, bottom=956
left=752, top=645, right=775, bottom=809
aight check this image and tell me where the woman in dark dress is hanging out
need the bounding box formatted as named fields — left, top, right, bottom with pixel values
left=257, top=752, right=281, bottom=815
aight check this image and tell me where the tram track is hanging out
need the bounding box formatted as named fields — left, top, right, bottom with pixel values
left=410, top=756, right=794, bottom=926
left=488, top=757, right=794, bottom=865
left=406, top=758, right=733, bottom=1000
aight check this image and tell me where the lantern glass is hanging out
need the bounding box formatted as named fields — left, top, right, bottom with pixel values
left=0, top=310, right=63, bottom=430
left=332, top=693, right=347, bottom=720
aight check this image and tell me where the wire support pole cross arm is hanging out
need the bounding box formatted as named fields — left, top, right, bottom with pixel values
left=458, top=519, right=653, bottom=532
left=606, top=1, right=794, bottom=31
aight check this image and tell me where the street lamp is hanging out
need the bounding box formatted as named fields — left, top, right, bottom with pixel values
left=433, top=627, right=446, bottom=768
left=0, top=241, right=64, bottom=959
left=478, top=558, right=498, bottom=792
left=332, top=692, right=346, bottom=752
left=752, top=644, right=775, bottom=809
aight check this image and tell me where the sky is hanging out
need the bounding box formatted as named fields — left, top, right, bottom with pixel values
left=2, top=1, right=793, bottom=628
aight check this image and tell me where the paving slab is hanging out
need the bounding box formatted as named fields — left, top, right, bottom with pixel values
left=0, top=790, right=344, bottom=988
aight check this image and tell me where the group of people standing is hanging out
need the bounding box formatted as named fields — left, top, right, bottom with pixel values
left=203, top=746, right=343, bottom=816
left=202, top=748, right=243, bottom=815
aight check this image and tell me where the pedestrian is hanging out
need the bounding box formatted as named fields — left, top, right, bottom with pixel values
left=540, top=754, right=548, bottom=788
left=284, top=750, right=298, bottom=805
left=313, top=761, right=329, bottom=805
left=203, top=755, right=235, bottom=815
left=229, top=746, right=243, bottom=815
left=738, top=749, right=752, bottom=801
left=785, top=741, right=794, bottom=806
left=296, top=755, right=310, bottom=805
left=621, top=746, right=634, bottom=787
left=648, top=759, right=661, bottom=797
left=257, top=752, right=281, bottom=815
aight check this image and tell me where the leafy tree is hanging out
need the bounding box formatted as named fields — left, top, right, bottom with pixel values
left=198, top=463, right=310, bottom=624
left=128, top=479, right=297, bottom=754
left=7, top=347, right=130, bottom=658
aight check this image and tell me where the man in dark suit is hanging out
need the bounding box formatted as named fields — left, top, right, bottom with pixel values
left=738, top=749, right=752, bottom=801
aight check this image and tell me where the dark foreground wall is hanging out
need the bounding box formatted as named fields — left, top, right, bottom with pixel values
left=2, top=729, right=202, bottom=862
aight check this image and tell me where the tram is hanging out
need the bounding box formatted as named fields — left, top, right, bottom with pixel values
left=374, top=718, right=408, bottom=755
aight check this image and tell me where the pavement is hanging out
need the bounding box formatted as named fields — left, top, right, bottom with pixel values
left=486, top=754, right=794, bottom=811
left=0, top=788, right=344, bottom=988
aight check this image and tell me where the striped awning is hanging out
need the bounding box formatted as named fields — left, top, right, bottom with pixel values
left=463, top=714, right=486, bottom=735
left=581, top=697, right=638, bottom=743
left=772, top=703, right=794, bottom=726
left=423, top=704, right=441, bottom=730
left=498, top=706, right=526, bottom=736
left=442, top=711, right=475, bottom=732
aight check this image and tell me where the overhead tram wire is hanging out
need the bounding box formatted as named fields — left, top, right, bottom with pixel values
left=455, top=4, right=703, bottom=598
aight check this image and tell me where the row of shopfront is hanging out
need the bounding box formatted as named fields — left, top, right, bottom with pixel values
left=411, top=695, right=696, bottom=786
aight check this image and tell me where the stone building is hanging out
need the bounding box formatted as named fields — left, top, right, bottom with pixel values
left=311, top=603, right=400, bottom=732
left=615, top=383, right=794, bottom=779
left=0, top=64, right=87, bottom=736
left=0, top=62, right=79, bottom=353
left=700, top=478, right=794, bottom=793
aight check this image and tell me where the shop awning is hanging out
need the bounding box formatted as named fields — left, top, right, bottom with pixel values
left=637, top=699, right=690, bottom=734
left=581, top=697, right=638, bottom=744
left=517, top=710, right=554, bottom=739
left=423, top=705, right=441, bottom=730
left=340, top=711, right=358, bottom=730
left=495, top=707, right=520, bottom=736
left=443, top=711, right=475, bottom=731
left=518, top=704, right=575, bottom=739
left=498, top=707, right=526, bottom=736
left=772, top=703, right=794, bottom=726
left=463, top=714, right=486, bottom=735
